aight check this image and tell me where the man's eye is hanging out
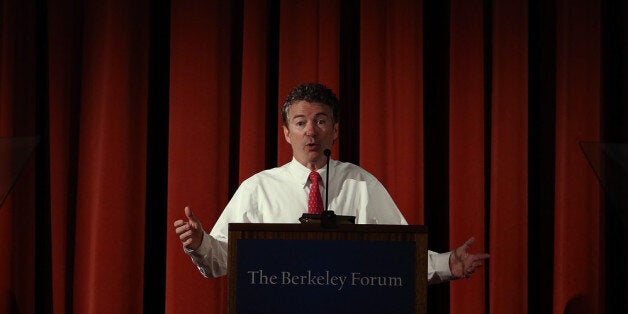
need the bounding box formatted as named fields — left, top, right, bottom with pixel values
left=295, top=121, right=305, bottom=127
left=316, top=119, right=326, bottom=125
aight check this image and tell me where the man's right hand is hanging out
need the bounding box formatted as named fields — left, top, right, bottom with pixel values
left=173, top=206, right=204, bottom=251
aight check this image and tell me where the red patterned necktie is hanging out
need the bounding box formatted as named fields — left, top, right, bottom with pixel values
left=308, top=171, right=324, bottom=214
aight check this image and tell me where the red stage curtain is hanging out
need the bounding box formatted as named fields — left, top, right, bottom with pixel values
left=166, top=1, right=233, bottom=313
left=1, top=0, right=42, bottom=314
left=239, top=0, right=273, bottom=182
left=361, top=0, right=424, bottom=224
left=0, top=0, right=618, bottom=313
left=554, top=0, right=602, bottom=312
left=277, top=0, right=340, bottom=164
left=70, top=0, right=150, bottom=312
left=490, top=0, right=529, bottom=312
left=449, top=0, right=487, bottom=312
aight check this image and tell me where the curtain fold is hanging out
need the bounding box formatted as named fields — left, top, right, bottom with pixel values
left=165, top=1, right=233, bottom=313
left=239, top=0, right=273, bottom=182
left=489, top=0, right=529, bottom=312
left=449, top=0, right=487, bottom=312
left=554, top=0, right=602, bottom=312
left=360, top=0, right=424, bottom=224
left=1, top=0, right=38, bottom=313
left=277, top=0, right=340, bottom=164
left=47, top=0, right=83, bottom=312
left=71, top=0, right=150, bottom=312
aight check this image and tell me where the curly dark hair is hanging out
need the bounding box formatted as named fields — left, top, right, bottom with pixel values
left=281, top=83, right=339, bottom=126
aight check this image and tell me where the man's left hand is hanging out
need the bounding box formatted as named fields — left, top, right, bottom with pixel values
left=449, top=237, right=490, bottom=279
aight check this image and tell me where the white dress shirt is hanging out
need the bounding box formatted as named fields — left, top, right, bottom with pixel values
left=187, top=158, right=453, bottom=283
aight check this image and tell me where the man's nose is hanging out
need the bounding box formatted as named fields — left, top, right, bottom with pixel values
left=304, top=121, right=317, bottom=136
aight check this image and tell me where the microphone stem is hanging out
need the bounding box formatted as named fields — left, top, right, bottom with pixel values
left=325, top=150, right=330, bottom=212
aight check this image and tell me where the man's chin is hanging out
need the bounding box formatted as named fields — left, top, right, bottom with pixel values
left=306, top=151, right=322, bottom=159
left=305, top=153, right=326, bottom=164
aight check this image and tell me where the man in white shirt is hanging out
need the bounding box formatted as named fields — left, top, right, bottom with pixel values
left=174, top=83, right=489, bottom=283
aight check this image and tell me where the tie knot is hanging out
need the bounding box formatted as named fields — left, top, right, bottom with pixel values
left=309, top=171, right=321, bottom=183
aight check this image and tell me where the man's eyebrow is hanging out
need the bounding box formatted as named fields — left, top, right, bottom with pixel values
left=290, top=112, right=329, bottom=120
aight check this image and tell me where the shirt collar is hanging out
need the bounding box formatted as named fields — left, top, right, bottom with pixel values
left=287, top=157, right=329, bottom=188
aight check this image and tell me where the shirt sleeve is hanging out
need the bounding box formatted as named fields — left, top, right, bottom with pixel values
left=427, top=250, right=454, bottom=284
left=183, top=182, right=255, bottom=278
left=184, top=232, right=228, bottom=278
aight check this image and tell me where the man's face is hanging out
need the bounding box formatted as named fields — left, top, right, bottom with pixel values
left=283, top=100, right=338, bottom=170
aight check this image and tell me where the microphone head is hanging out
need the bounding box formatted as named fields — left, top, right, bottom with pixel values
left=324, top=149, right=331, bottom=157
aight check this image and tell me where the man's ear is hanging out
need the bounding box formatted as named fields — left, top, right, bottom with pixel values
left=283, top=125, right=291, bottom=144
left=333, top=122, right=339, bottom=141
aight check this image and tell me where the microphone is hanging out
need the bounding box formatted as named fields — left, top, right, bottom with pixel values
left=323, top=149, right=331, bottom=212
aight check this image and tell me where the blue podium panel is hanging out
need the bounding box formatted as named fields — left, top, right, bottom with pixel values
left=235, top=239, right=416, bottom=314
left=228, top=223, right=428, bottom=314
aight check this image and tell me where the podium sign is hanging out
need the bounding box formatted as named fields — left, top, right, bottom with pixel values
left=228, top=223, right=427, bottom=314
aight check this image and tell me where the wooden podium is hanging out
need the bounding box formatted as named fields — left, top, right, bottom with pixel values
left=227, top=223, right=427, bottom=314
